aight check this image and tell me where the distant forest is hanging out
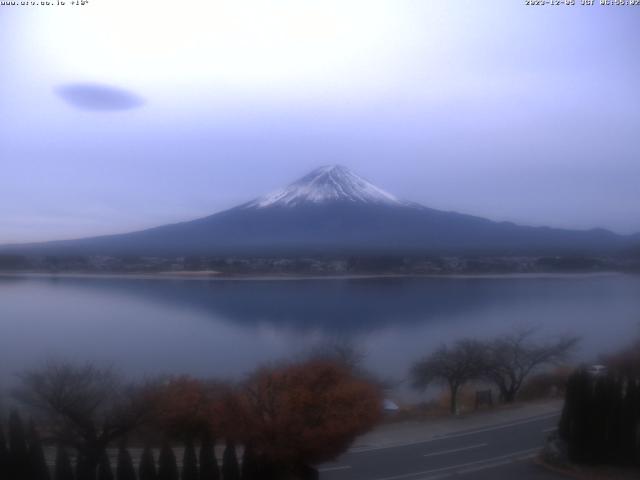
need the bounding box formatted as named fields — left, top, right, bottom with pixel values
left=0, top=253, right=639, bottom=275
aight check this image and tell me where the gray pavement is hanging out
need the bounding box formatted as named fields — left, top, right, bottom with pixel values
left=319, top=401, right=567, bottom=480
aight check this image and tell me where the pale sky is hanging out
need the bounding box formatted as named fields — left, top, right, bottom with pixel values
left=1, top=1, right=639, bottom=243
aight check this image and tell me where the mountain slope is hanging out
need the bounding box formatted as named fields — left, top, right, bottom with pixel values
left=2, top=165, right=636, bottom=256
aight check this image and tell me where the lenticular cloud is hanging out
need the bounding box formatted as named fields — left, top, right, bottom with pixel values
left=55, top=84, right=145, bottom=111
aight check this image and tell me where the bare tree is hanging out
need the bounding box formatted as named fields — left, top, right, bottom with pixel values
left=322, top=340, right=367, bottom=371
left=411, top=340, right=485, bottom=415
left=15, top=361, right=155, bottom=479
left=483, top=329, right=578, bottom=403
left=304, top=339, right=368, bottom=373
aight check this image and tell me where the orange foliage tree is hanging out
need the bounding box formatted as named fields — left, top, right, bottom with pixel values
left=152, top=376, right=226, bottom=439
left=232, top=359, right=382, bottom=475
left=602, top=337, right=640, bottom=377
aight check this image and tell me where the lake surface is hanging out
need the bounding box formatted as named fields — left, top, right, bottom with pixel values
left=1, top=273, right=639, bottom=396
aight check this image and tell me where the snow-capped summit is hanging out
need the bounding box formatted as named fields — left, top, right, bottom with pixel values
left=4, top=165, right=631, bottom=258
left=244, top=165, right=403, bottom=209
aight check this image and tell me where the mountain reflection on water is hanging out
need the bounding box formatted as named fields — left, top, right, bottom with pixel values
left=1, top=274, right=639, bottom=394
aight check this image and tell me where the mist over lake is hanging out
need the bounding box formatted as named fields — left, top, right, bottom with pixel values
left=1, top=273, right=638, bottom=396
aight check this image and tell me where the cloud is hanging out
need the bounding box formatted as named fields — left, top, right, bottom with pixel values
left=55, top=83, right=145, bottom=111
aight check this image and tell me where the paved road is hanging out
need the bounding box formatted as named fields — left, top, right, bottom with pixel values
left=319, top=412, right=566, bottom=480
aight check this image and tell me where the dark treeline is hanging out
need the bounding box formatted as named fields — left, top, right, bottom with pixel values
left=559, top=370, right=640, bottom=466
left=0, top=410, right=246, bottom=480
left=1, top=410, right=50, bottom=480
left=1, top=253, right=637, bottom=275
left=559, top=338, right=640, bottom=467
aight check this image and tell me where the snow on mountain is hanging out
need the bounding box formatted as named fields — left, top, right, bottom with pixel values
left=243, top=165, right=404, bottom=209
left=3, top=164, right=633, bottom=258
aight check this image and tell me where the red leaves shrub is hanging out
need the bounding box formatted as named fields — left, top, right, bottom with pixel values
left=150, top=360, right=382, bottom=471
left=603, top=338, right=640, bottom=378
left=234, top=359, right=382, bottom=466
left=153, top=376, right=226, bottom=439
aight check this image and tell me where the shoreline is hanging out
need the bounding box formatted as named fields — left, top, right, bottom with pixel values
left=0, top=270, right=629, bottom=282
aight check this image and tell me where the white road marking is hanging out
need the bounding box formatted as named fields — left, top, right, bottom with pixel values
left=371, top=447, right=541, bottom=480
left=416, top=475, right=451, bottom=480
left=432, top=413, right=560, bottom=441
left=516, top=453, right=538, bottom=461
left=456, top=451, right=539, bottom=474
left=542, top=427, right=557, bottom=433
left=456, top=459, right=512, bottom=474
left=423, top=443, right=487, bottom=458
left=350, top=412, right=559, bottom=454
left=318, top=465, right=352, bottom=472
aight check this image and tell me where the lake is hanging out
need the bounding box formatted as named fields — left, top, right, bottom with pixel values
left=1, top=273, right=639, bottom=396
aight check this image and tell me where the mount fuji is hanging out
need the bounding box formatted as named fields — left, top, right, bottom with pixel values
left=4, top=165, right=636, bottom=256
left=242, top=165, right=404, bottom=208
